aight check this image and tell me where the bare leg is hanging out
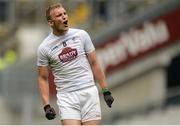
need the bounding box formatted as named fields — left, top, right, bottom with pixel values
left=82, top=120, right=101, bottom=125
left=61, top=119, right=81, bottom=125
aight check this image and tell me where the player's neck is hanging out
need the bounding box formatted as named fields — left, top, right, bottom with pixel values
left=53, top=29, right=68, bottom=36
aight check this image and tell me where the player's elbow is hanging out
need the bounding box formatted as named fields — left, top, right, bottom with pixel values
left=39, top=74, right=48, bottom=81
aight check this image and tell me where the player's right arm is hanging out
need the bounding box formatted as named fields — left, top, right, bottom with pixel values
left=38, top=66, right=50, bottom=106
left=38, top=66, right=56, bottom=120
left=37, top=45, right=56, bottom=120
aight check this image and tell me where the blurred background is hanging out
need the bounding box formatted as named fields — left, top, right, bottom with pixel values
left=0, top=0, right=180, bottom=125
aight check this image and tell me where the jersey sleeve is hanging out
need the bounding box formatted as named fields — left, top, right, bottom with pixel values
left=37, top=46, right=49, bottom=66
left=81, top=30, right=95, bottom=54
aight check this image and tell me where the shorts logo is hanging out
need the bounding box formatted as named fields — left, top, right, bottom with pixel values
left=58, top=47, right=78, bottom=63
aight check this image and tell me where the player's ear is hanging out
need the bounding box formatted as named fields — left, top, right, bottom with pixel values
left=48, top=20, right=54, bottom=27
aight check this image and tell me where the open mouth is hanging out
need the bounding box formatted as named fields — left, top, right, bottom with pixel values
left=63, top=20, right=68, bottom=26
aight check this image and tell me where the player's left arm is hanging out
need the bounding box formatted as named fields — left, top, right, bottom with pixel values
left=87, top=51, right=114, bottom=107
left=87, top=51, right=107, bottom=89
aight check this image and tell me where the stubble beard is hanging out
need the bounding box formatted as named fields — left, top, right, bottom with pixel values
left=53, top=22, right=68, bottom=35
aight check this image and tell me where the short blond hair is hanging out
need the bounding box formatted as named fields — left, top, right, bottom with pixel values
left=46, top=3, right=63, bottom=21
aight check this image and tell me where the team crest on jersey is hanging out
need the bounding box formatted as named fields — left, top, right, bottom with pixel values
left=63, top=41, right=67, bottom=47
left=58, top=47, right=78, bottom=63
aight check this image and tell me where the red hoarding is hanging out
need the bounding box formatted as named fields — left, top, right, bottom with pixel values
left=96, top=7, right=180, bottom=74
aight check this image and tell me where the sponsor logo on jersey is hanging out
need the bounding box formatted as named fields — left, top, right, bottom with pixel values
left=58, top=47, right=78, bottom=63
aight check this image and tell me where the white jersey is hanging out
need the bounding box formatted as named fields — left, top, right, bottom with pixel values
left=37, top=28, right=95, bottom=93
